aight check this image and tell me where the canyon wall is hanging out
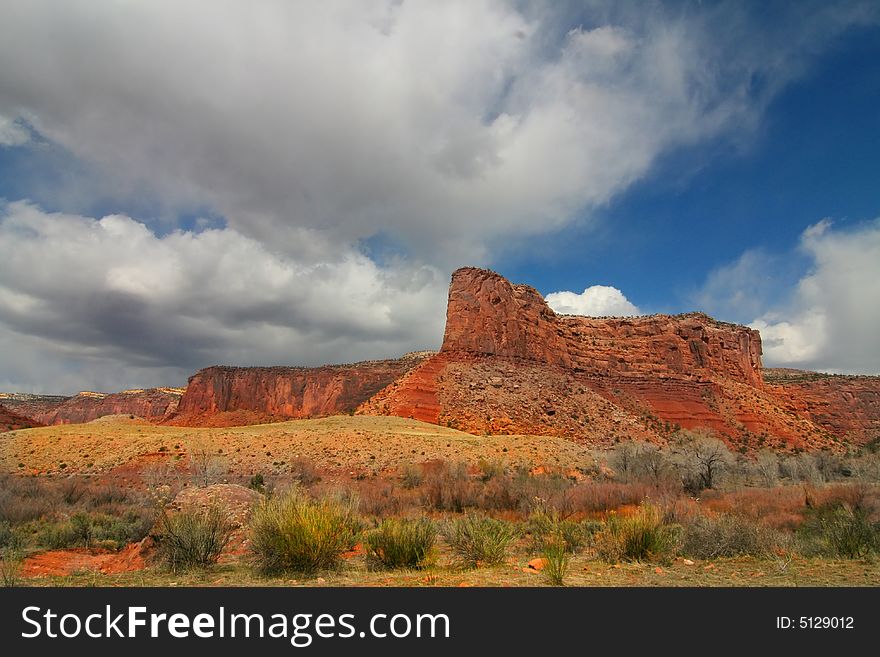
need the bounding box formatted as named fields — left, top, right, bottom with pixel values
left=0, top=403, right=43, bottom=431
left=442, top=267, right=763, bottom=387
left=170, top=354, right=430, bottom=426
left=32, top=388, right=184, bottom=425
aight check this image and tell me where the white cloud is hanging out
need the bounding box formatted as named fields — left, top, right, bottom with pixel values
left=700, top=219, right=880, bottom=374
left=748, top=219, right=880, bottom=373
left=0, top=202, right=447, bottom=393
left=0, top=1, right=876, bottom=390
left=0, top=114, right=29, bottom=146
left=1, top=1, right=871, bottom=265
left=545, top=285, right=640, bottom=317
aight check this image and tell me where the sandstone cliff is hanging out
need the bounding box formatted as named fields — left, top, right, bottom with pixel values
left=442, top=267, right=763, bottom=387
left=0, top=403, right=43, bottom=431
left=169, top=354, right=429, bottom=427
left=31, top=388, right=184, bottom=425
left=361, top=268, right=856, bottom=451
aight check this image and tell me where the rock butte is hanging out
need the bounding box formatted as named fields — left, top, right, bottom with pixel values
left=358, top=268, right=878, bottom=450
left=1, top=268, right=877, bottom=450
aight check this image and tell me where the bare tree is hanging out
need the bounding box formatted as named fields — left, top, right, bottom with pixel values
left=673, top=430, right=733, bottom=492
left=188, top=440, right=228, bottom=488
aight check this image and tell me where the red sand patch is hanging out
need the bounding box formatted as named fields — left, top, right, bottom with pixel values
left=22, top=542, right=145, bottom=578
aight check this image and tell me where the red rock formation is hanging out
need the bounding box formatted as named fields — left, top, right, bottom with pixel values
left=362, top=268, right=858, bottom=451
left=0, top=393, right=68, bottom=421
left=33, top=388, right=184, bottom=425
left=0, top=403, right=43, bottom=431
left=170, top=354, right=429, bottom=427
left=765, top=370, right=880, bottom=445
left=442, top=267, right=763, bottom=387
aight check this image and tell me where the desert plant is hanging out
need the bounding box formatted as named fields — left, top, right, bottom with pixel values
left=681, top=513, right=783, bottom=559
left=154, top=505, right=234, bottom=572
left=0, top=546, right=23, bottom=587
left=593, top=503, right=679, bottom=563
left=526, top=506, right=593, bottom=554
left=188, top=443, right=227, bottom=487
left=366, top=517, right=436, bottom=570
left=400, top=464, right=424, bottom=489
left=800, top=503, right=879, bottom=558
left=442, top=513, right=518, bottom=568
left=542, top=535, right=570, bottom=586
left=289, top=458, right=320, bottom=486
left=250, top=490, right=361, bottom=574
left=249, top=473, right=266, bottom=494
left=423, top=461, right=478, bottom=512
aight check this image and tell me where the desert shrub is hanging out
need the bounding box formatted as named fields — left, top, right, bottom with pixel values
left=442, top=513, right=518, bottom=568
left=154, top=506, right=234, bottom=572
left=400, top=464, right=424, bottom=489
left=250, top=490, right=361, bottom=574
left=289, top=458, right=320, bottom=486
left=593, top=504, right=679, bottom=563
left=0, top=546, right=23, bottom=587
left=0, top=521, right=15, bottom=549
left=70, top=512, right=94, bottom=547
left=612, top=442, right=677, bottom=487
left=799, top=503, right=879, bottom=558
left=188, top=443, right=228, bottom=488
left=681, top=514, right=783, bottom=559
left=477, top=458, right=505, bottom=482
left=87, top=484, right=130, bottom=508
left=59, top=479, right=87, bottom=505
left=357, top=481, right=403, bottom=517
left=0, top=488, right=55, bottom=524
left=90, top=510, right=154, bottom=548
left=249, top=473, right=266, bottom=493
left=366, top=517, right=436, bottom=570
left=526, top=507, right=596, bottom=554
left=423, top=461, right=478, bottom=512
left=37, top=521, right=80, bottom=549
left=542, top=535, right=570, bottom=586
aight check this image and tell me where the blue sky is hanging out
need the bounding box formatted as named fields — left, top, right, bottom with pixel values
left=501, top=21, right=880, bottom=316
left=0, top=1, right=878, bottom=393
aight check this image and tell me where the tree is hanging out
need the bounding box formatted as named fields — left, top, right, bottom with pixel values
left=673, top=430, right=733, bottom=492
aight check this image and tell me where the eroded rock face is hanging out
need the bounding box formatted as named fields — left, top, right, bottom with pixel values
left=362, top=268, right=863, bottom=451
left=442, top=267, right=763, bottom=387
left=31, top=388, right=184, bottom=425
left=0, top=403, right=43, bottom=431
left=765, top=370, right=880, bottom=445
left=170, top=355, right=430, bottom=426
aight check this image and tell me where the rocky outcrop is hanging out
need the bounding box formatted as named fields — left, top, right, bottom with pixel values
left=442, top=267, right=763, bottom=387
left=765, top=370, right=880, bottom=445
left=32, top=388, right=184, bottom=425
left=362, top=268, right=856, bottom=451
left=0, top=403, right=43, bottom=431
left=170, top=354, right=430, bottom=426
left=0, top=393, right=68, bottom=422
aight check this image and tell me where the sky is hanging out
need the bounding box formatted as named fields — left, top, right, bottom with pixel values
left=0, top=0, right=878, bottom=394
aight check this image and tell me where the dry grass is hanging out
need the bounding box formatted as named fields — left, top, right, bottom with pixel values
left=0, top=416, right=599, bottom=478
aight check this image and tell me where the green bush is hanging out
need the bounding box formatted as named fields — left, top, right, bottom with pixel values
left=800, top=503, right=879, bottom=558
left=366, top=517, right=436, bottom=570
left=250, top=490, right=361, bottom=574
left=593, top=504, right=679, bottom=563
left=154, top=506, right=234, bottom=572
left=542, top=535, right=570, bottom=586
left=526, top=508, right=596, bottom=554
left=682, top=514, right=783, bottom=559
left=442, top=513, right=518, bottom=568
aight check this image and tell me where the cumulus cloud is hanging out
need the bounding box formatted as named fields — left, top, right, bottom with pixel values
left=1, top=1, right=873, bottom=264
left=699, top=219, right=880, bottom=374
left=0, top=1, right=876, bottom=391
left=0, top=202, right=447, bottom=393
left=546, top=285, right=640, bottom=317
